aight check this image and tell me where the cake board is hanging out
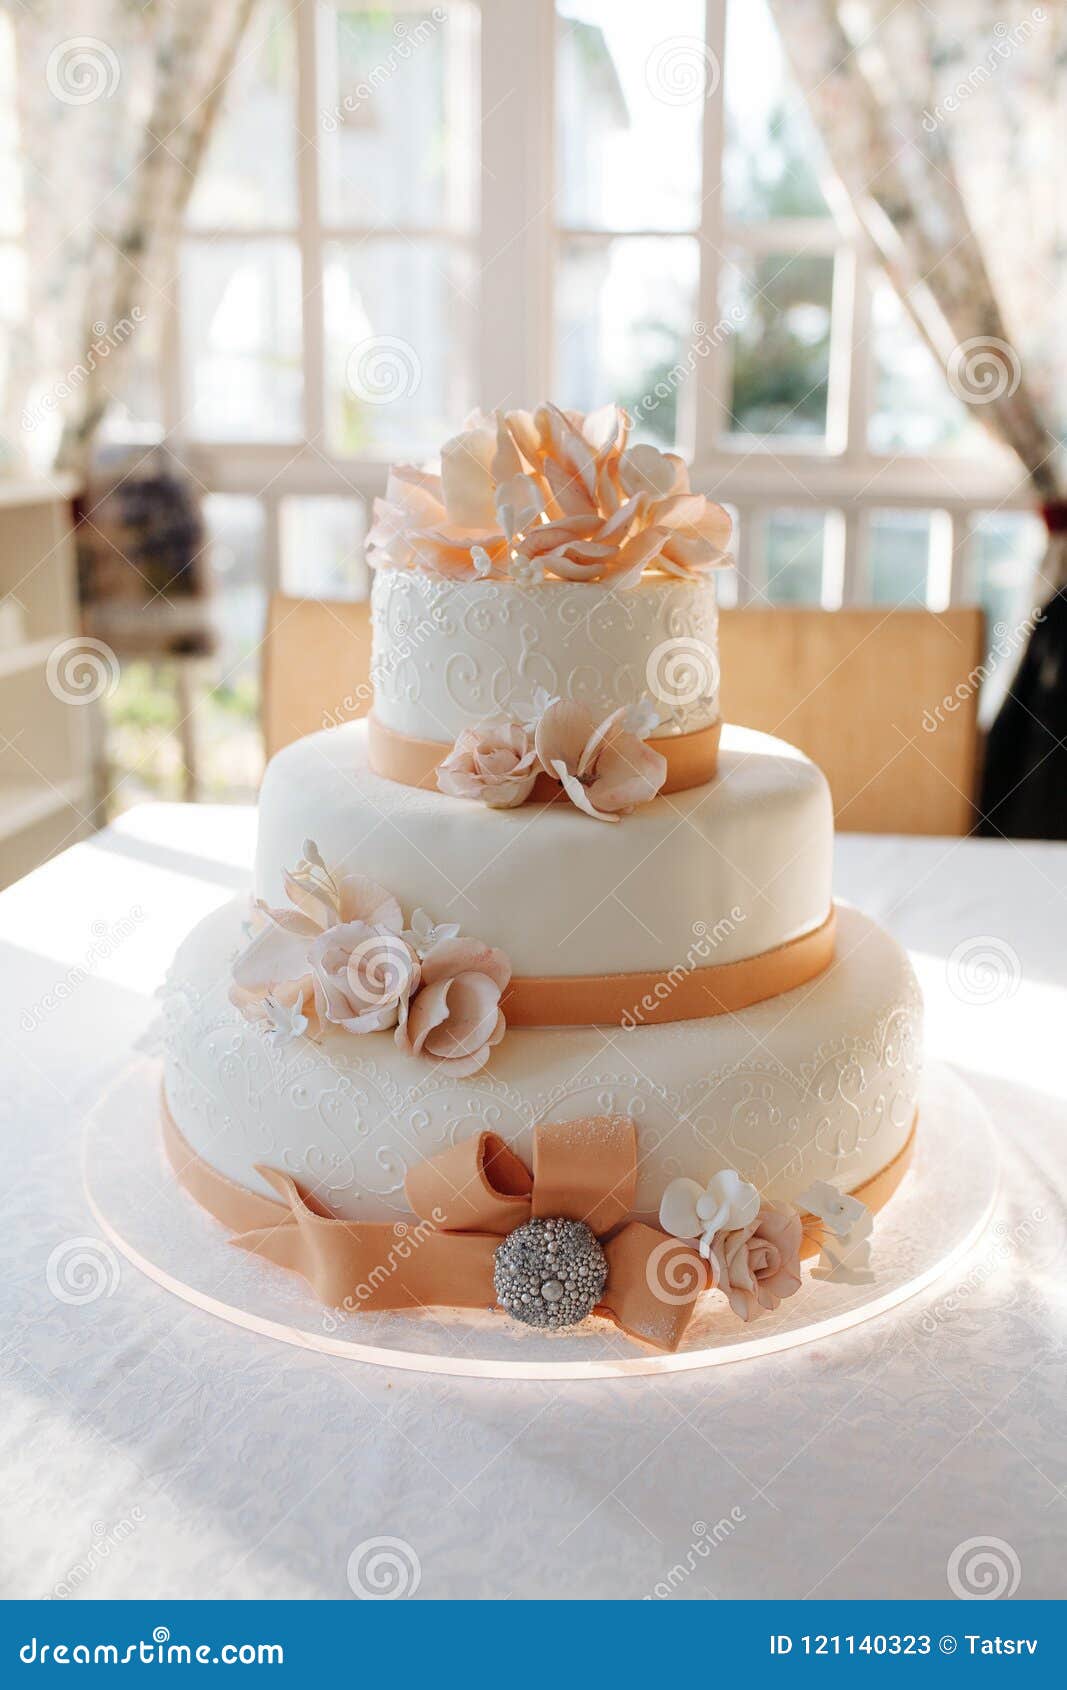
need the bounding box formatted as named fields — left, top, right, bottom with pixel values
left=83, top=1057, right=997, bottom=1381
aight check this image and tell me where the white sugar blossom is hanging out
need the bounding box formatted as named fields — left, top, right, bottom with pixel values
left=659, top=1169, right=762, bottom=1260
left=402, top=907, right=462, bottom=958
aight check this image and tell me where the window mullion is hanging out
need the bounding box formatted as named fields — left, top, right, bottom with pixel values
left=479, top=0, right=555, bottom=408
left=295, top=0, right=325, bottom=445
left=694, top=0, right=729, bottom=460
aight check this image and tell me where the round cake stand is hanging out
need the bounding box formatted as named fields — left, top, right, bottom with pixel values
left=83, top=1058, right=997, bottom=1381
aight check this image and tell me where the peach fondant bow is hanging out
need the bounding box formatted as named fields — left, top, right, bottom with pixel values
left=227, top=1116, right=710, bottom=1352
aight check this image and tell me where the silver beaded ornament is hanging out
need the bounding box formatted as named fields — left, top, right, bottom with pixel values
left=493, top=1216, right=608, bottom=1330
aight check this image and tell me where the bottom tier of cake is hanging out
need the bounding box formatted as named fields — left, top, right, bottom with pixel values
left=161, top=898, right=922, bottom=1222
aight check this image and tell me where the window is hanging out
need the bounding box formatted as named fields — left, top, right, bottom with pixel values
left=122, top=2, right=1038, bottom=690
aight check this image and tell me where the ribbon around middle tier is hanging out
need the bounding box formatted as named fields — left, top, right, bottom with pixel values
left=368, top=712, right=722, bottom=799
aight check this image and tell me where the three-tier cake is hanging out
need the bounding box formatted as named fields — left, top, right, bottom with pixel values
left=161, top=404, right=921, bottom=1351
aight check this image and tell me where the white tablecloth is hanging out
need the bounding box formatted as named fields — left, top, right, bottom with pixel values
left=1, top=805, right=1064, bottom=1601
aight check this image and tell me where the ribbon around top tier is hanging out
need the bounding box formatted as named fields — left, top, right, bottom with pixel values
left=368, top=712, right=722, bottom=800
left=161, top=1100, right=712, bottom=1351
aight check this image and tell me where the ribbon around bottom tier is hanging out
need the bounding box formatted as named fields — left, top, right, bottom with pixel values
left=161, top=1091, right=919, bottom=1353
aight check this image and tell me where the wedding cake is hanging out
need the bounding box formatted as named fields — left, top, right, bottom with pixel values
left=162, top=404, right=921, bottom=1351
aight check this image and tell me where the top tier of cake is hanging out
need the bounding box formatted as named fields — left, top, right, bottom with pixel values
left=370, top=567, right=720, bottom=744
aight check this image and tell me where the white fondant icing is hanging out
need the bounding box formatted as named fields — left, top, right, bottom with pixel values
left=161, top=899, right=922, bottom=1224
left=370, top=567, right=720, bottom=742
left=254, top=720, right=833, bottom=980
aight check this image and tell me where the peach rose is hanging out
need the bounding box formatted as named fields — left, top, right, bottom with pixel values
left=229, top=844, right=405, bottom=1040
left=307, top=923, right=420, bottom=1035
left=398, top=937, right=512, bottom=1077
left=709, top=1203, right=803, bottom=1323
left=436, top=721, right=539, bottom=808
left=535, top=699, right=667, bottom=822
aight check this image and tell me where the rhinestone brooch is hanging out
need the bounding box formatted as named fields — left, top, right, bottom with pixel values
left=493, top=1217, right=608, bottom=1331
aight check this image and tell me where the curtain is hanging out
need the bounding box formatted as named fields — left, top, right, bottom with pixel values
left=766, top=0, right=1067, bottom=835
left=6, top=0, right=259, bottom=480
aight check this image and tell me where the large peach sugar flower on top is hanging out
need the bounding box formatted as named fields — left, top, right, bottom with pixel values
left=366, top=402, right=732, bottom=587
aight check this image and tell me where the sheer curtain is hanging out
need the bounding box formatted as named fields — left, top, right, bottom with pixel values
left=766, top=0, right=1067, bottom=835
left=7, top=0, right=258, bottom=479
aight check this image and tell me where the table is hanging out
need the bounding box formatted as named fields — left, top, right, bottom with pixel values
left=1, top=806, right=1064, bottom=1600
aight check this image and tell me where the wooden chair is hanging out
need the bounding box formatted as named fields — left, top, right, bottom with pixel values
left=718, top=607, right=984, bottom=835
left=261, top=593, right=373, bottom=759
left=261, top=595, right=985, bottom=835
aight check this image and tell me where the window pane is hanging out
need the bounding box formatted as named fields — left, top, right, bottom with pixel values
left=281, top=497, right=369, bottom=599
left=724, top=0, right=830, bottom=222
left=869, top=283, right=982, bottom=454
left=0, top=16, right=21, bottom=238
left=726, top=252, right=833, bottom=438
left=766, top=510, right=824, bottom=603
left=320, top=3, right=478, bottom=230
left=556, top=235, right=699, bottom=447
left=187, top=3, right=296, bottom=229
left=324, top=239, right=473, bottom=456
left=556, top=0, right=705, bottom=232
left=183, top=241, right=302, bottom=440
left=868, top=510, right=931, bottom=606
left=972, top=512, right=1045, bottom=686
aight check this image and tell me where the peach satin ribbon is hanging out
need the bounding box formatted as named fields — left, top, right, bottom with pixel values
left=162, top=1095, right=918, bottom=1351
left=503, top=908, right=837, bottom=1028
left=163, top=1102, right=709, bottom=1351
left=368, top=712, right=723, bottom=800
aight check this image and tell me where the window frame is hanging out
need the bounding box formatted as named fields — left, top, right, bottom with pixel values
left=171, top=0, right=1037, bottom=614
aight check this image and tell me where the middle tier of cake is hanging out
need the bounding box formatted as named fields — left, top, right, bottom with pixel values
left=256, top=720, right=834, bottom=979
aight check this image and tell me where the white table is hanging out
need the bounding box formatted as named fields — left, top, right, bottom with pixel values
left=1, top=806, right=1064, bottom=1600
